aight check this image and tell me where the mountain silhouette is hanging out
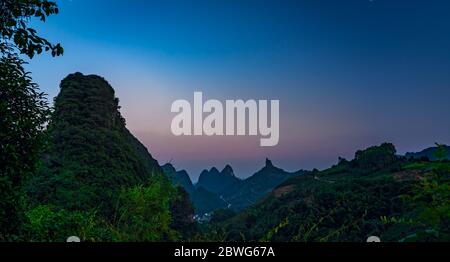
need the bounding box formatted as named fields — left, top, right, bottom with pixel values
left=405, top=145, right=450, bottom=160
left=221, top=158, right=304, bottom=211
left=190, top=187, right=228, bottom=215
left=196, top=165, right=241, bottom=195
left=27, top=73, right=163, bottom=217
left=164, top=159, right=303, bottom=214
left=162, top=163, right=227, bottom=215
left=216, top=143, right=450, bottom=242
left=162, top=163, right=195, bottom=194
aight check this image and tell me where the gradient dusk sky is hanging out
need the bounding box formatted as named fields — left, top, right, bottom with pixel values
left=26, top=0, right=450, bottom=181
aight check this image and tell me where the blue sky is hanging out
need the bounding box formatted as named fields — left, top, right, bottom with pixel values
left=27, top=0, right=450, bottom=180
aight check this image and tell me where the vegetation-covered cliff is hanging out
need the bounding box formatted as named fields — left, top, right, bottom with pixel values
left=23, top=73, right=193, bottom=241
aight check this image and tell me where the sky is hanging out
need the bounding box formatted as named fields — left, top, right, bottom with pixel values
left=27, top=0, right=450, bottom=181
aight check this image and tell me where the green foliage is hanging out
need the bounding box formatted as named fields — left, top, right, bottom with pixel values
left=22, top=73, right=188, bottom=241
left=170, top=187, right=196, bottom=238
left=401, top=166, right=450, bottom=241
left=403, top=161, right=450, bottom=172
left=1, top=1, right=183, bottom=243
left=23, top=205, right=108, bottom=242
left=0, top=0, right=62, bottom=242
left=380, top=215, right=414, bottom=225
left=261, top=217, right=289, bottom=242
left=354, top=143, right=397, bottom=170
left=0, top=0, right=63, bottom=58
left=211, top=143, right=450, bottom=242
left=433, top=143, right=448, bottom=162
left=23, top=179, right=186, bottom=242
left=109, top=179, right=179, bottom=241
left=26, top=73, right=163, bottom=217
left=0, top=53, right=50, bottom=240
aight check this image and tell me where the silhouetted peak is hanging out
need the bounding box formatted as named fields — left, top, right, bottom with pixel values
left=209, top=167, right=220, bottom=174
left=161, top=163, right=176, bottom=174
left=265, top=158, right=274, bottom=168
left=64, top=72, right=107, bottom=83
left=40, top=73, right=162, bottom=214
left=178, top=170, right=189, bottom=177
left=222, top=164, right=234, bottom=176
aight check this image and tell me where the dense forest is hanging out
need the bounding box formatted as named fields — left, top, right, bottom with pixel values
left=1, top=1, right=449, bottom=242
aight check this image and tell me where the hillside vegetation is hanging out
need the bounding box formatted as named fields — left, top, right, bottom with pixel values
left=200, top=143, right=450, bottom=242
left=23, top=73, right=193, bottom=241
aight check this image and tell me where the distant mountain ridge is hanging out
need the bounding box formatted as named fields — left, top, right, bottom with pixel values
left=196, top=165, right=241, bottom=194
left=162, top=163, right=195, bottom=194
left=221, top=159, right=305, bottom=211
left=162, top=159, right=304, bottom=214
left=162, top=163, right=227, bottom=215
left=405, top=145, right=450, bottom=160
